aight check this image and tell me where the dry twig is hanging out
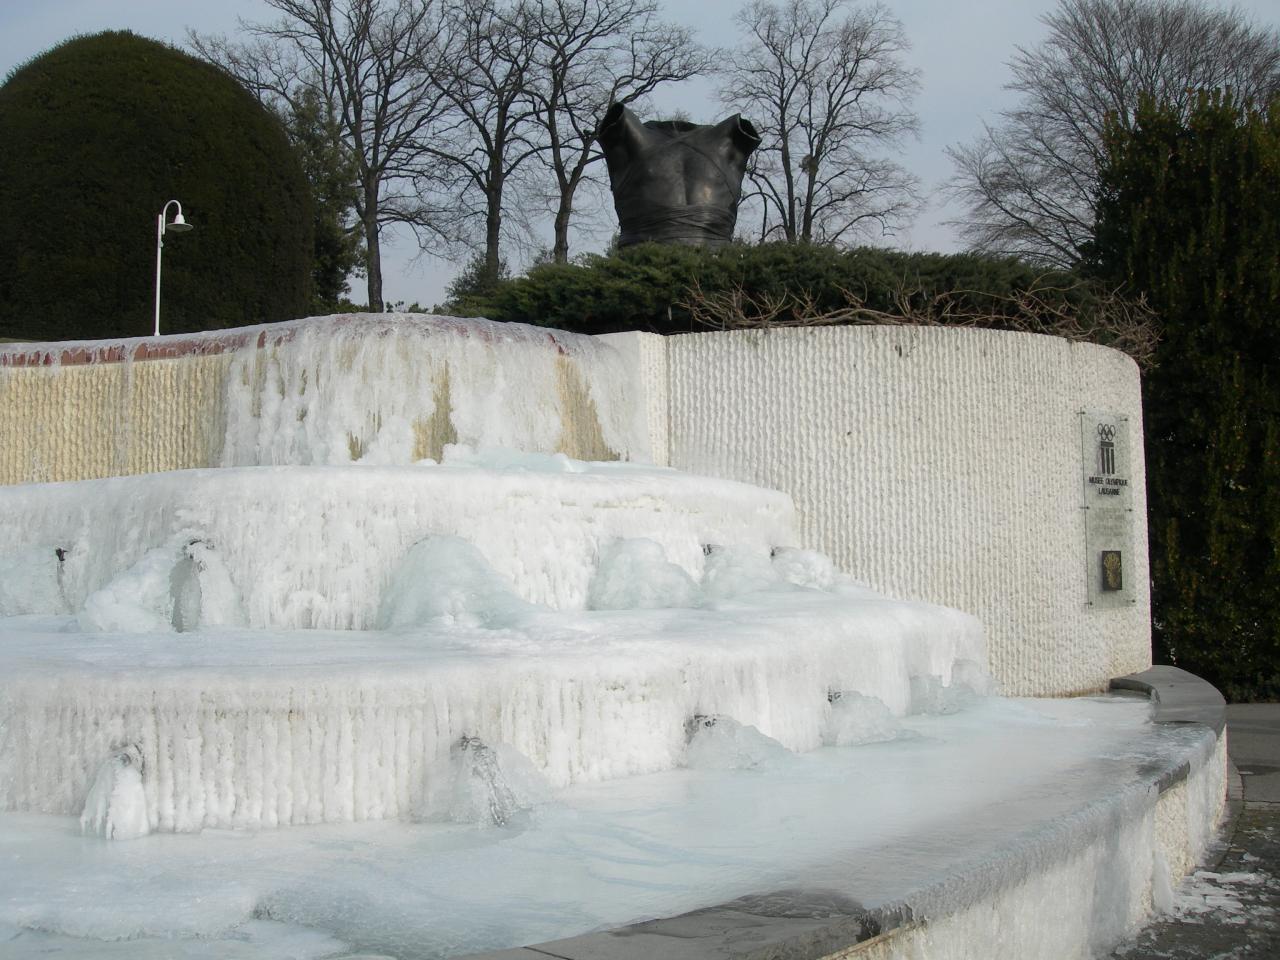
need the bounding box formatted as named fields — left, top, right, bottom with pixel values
left=677, top=276, right=1160, bottom=369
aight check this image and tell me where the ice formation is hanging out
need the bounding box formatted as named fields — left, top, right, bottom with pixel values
left=0, top=462, right=794, bottom=628
left=701, top=543, right=782, bottom=600
left=213, top=315, right=652, bottom=467
left=0, top=698, right=1223, bottom=960
left=418, top=736, right=550, bottom=827
left=771, top=546, right=839, bottom=590
left=0, top=313, right=658, bottom=480
left=0, top=424, right=984, bottom=833
left=78, top=544, right=182, bottom=633
left=909, top=661, right=993, bottom=715
left=79, top=743, right=149, bottom=840
left=824, top=691, right=915, bottom=746
left=586, top=537, right=700, bottom=610
left=0, top=544, right=67, bottom=616
left=77, top=537, right=248, bottom=633
left=685, top=715, right=793, bottom=770
left=376, top=535, right=532, bottom=629
left=0, top=584, right=985, bottom=830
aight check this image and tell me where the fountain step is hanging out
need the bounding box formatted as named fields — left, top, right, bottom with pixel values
left=0, top=462, right=794, bottom=629
left=0, top=592, right=983, bottom=831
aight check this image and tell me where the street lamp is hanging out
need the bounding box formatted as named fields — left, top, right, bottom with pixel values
left=154, top=200, right=195, bottom=337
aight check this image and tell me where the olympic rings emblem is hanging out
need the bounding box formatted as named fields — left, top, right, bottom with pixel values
left=1097, top=424, right=1116, bottom=441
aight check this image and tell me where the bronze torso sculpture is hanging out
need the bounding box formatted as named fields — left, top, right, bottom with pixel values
left=596, top=104, right=760, bottom=248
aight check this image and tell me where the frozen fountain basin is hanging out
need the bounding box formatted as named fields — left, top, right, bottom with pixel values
left=0, top=692, right=1225, bottom=960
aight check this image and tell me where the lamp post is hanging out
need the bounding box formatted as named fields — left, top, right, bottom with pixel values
left=154, top=200, right=194, bottom=337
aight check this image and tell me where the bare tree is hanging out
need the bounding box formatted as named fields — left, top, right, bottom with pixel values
left=720, top=0, right=920, bottom=246
left=192, top=0, right=460, bottom=310
left=947, top=0, right=1280, bottom=268
left=525, top=0, right=711, bottom=263
left=411, top=0, right=547, bottom=281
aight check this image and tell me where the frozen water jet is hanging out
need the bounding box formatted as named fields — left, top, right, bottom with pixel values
left=684, top=714, right=792, bottom=771
left=423, top=735, right=551, bottom=828
left=80, top=743, right=149, bottom=840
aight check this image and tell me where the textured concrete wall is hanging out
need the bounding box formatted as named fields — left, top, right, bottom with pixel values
left=662, top=325, right=1150, bottom=696
left=0, top=353, right=232, bottom=484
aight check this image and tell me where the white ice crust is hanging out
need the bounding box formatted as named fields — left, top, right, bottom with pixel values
left=0, top=459, right=795, bottom=629
left=0, top=585, right=984, bottom=831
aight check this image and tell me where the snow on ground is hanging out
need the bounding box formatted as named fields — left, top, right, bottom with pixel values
left=1170, top=869, right=1269, bottom=923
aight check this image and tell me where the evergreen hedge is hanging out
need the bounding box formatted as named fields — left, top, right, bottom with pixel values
left=0, top=31, right=313, bottom=341
left=1091, top=92, right=1280, bottom=700
left=445, top=243, right=1154, bottom=364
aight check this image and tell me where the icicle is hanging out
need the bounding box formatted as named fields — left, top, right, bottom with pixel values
left=169, top=540, right=203, bottom=632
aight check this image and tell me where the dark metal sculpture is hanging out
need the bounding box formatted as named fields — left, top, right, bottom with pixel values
left=596, top=104, right=760, bottom=249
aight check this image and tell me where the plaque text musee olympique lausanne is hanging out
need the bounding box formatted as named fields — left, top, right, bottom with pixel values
left=1081, top=411, right=1135, bottom=606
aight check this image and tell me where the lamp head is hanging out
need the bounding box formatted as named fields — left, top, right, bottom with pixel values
left=167, top=212, right=194, bottom=233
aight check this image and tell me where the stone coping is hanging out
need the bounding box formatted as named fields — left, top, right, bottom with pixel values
left=458, top=670, right=1227, bottom=960
left=1110, top=665, right=1227, bottom=736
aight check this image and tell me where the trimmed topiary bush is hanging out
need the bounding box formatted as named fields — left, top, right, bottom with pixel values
left=0, top=31, right=313, bottom=341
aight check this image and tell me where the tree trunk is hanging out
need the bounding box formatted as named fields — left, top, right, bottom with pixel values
left=484, top=171, right=504, bottom=278
left=547, top=181, right=573, bottom=261
left=362, top=187, right=383, bottom=311
left=552, top=194, right=572, bottom=263
left=779, top=138, right=797, bottom=243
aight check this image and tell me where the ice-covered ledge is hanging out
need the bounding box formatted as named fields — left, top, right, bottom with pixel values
left=0, top=461, right=794, bottom=626
left=461, top=673, right=1230, bottom=960
left=0, top=314, right=657, bottom=485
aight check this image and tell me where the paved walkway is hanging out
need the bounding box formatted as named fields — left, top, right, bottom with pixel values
left=1113, top=703, right=1280, bottom=958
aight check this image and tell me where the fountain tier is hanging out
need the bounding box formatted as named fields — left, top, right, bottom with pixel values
left=0, top=457, right=983, bottom=831
left=0, top=460, right=794, bottom=628
left=0, top=589, right=983, bottom=831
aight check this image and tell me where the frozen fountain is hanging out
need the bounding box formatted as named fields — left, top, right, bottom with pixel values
left=0, top=315, right=1227, bottom=959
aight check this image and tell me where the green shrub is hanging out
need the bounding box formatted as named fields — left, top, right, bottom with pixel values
left=446, top=242, right=1155, bottom=364
left=0, top=31, right=313, bottom=340
left=1091, top=92, right=1280, bottom=700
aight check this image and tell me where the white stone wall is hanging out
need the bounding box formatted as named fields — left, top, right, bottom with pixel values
left=654, top=325, right=1150, bottom=696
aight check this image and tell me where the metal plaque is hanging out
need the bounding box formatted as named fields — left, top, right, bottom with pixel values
left=1081, top=412, right=1135, bottom=606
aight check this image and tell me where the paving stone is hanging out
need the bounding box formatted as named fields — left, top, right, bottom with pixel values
left=1113, top=703, right=1280, bottom=959
left=1113, top=804, right=1280, bottom=958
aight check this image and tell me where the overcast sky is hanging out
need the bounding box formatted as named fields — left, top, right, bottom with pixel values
left=2, top=0, right=1277, bottom=308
